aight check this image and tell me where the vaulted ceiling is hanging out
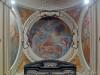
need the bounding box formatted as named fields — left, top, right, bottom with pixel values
left=15, top=0, right=83, bottom=10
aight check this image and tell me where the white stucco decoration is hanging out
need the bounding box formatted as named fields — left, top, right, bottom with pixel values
left=15, top=0, right=82, bottom=10
left=23, top=11, right=78, bottom=62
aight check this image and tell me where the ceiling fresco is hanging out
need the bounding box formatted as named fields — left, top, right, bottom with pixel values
left=66, top=4, right=84, bottom=24
left=27, top=16, right=73, bottom=59
left=17, top=6, right=35, bottom=24
left=8, top=0, right=96, bottom=75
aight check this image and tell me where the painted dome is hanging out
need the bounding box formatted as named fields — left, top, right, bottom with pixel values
left=27, top=16, right=73, bottom=59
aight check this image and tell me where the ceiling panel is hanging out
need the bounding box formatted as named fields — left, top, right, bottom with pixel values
left=15, top=0, right=83, bottom=10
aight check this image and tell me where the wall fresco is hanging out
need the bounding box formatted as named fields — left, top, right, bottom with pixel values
left=27, top=16, right=73, bottom=59
left=82, top=11, right=91, bottom=65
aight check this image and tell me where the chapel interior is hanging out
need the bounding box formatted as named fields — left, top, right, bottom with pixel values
left=0, top=0, right=100, bottom=75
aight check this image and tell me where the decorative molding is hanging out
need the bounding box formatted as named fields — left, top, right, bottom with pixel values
left=9, top=7, right=23, bottom=75
left=78, top=1, right=97, bottom=75
left=23, top=11, right=78, bottom=62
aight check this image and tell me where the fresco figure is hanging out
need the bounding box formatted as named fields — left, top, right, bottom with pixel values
left=27, top=16, right=73, bottom=59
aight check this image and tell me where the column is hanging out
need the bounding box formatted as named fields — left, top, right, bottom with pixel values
left=97, top=0, right=100, bottom=75
left=0, top=0, right=4, bottom=75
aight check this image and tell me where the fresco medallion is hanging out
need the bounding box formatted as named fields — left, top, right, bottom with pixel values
left=27, top=16, right=73, bottom=59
